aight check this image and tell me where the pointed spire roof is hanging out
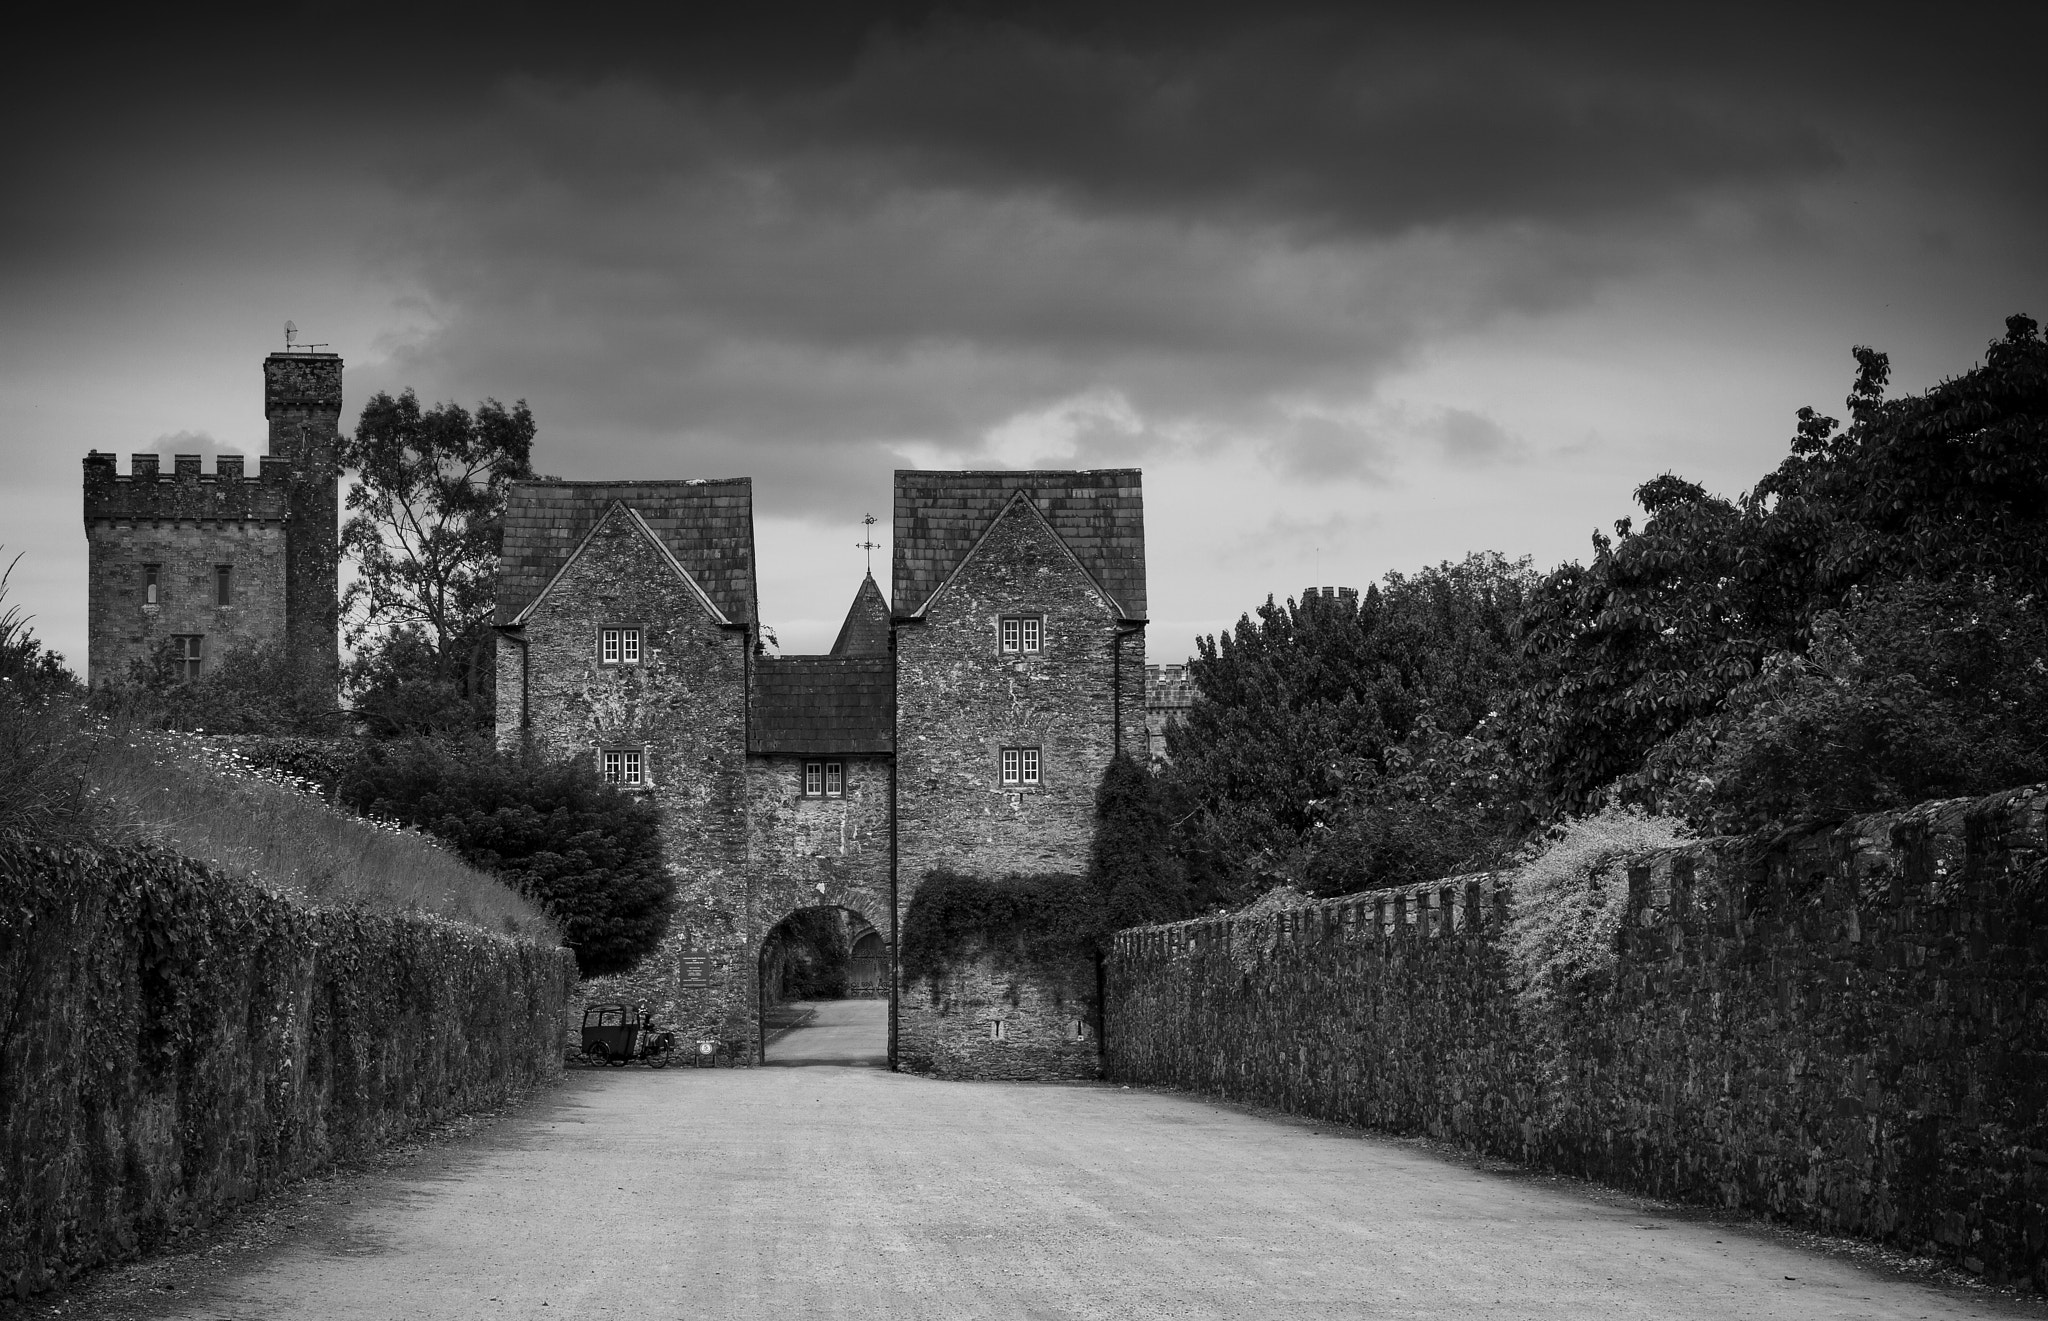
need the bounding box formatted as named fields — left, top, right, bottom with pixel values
left=829, top=572, right=892, bottom=657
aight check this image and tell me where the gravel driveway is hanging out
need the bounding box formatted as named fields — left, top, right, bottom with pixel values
left=130, top=1047, right=2038, bottom=1320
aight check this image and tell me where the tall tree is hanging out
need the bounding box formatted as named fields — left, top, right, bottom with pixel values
left=1166, top=552, right=1536, bottom=905
left=1519, top=314, right=2048, bottom=821
left=340, top=390, right=535, bottom=731
left=1086, top=751, right=1188, bottom=934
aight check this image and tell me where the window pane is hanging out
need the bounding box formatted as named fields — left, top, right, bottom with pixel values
left=621, top=629, right=640, bottom=663
left=1022, top=748, right=1040, bottom=784
left=825, top=762, right=842, bottom=795
left=805, top=762, right=821, bottom=795
left=624, top=751, right=642, bottom=784
left=1001, top=618, right=1019, bottom=651
left=601, top=629, right=619, bottom=663
left=603, top=751, right=621, bottom=782
left=1002, top=749, right=1019, bottom=784
left=1022, top=617, right=1040, bottom=652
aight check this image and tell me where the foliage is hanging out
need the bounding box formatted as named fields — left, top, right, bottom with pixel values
left=339, top=738, right=672, bottom=977
left=1165, top=552, right=1536, bottom=906
left=112, top=637, right=341, bottom=736
left=1644, top=580, right=2048, bottom=835
left=340, top=388, right=535, bottom=731
left=1225, top=884, right=1315, bottom=972
left=761, top=908, right=863, bottom=1001
left=1519, top=315, right=2048, bottom=822
left=1502, top=807, right=1691, bottom=1009
left=1, top=839, right=567, bottom=1299
left=345, top=624, right=492, bottom=738
left=1086, top=752, right=1190, bottom=934
left=0, top=566, right=93, bottom=848
left=899, top=870, right=1099, bottom=985
left=86, top=730, right=554, bottom=940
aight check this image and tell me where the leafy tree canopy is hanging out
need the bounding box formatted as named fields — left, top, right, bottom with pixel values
left=341, top=389, right=535, bottom=734
left=1519, top=314, right=2048, bottom=824
left=338, top=737, right=672, bottom=977
left=1086, top=751, right=1190, bottom=934
left=1165, top=552, right=1536, bottom=905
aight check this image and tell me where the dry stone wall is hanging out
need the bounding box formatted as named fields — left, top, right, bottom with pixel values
left=1105, top=787, right=2048, bottom=1289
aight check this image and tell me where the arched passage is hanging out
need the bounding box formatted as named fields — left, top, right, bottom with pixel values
left=757, top=905, right=890, bottom=1068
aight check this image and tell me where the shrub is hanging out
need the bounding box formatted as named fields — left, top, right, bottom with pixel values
left=110, top=638, right=340, bottom=736
left=339, top=738, right=673, bottom=977
left=1503, top=807, right=1691, bottom=1008
left=1086, top=752, right=1189, bottom=935
left=899, top=870, right=1099, bottom=986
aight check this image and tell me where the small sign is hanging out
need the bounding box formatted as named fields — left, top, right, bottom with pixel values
left=678, top=953, right=719, bottom=989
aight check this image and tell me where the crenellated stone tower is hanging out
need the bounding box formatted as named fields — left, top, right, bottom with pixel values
left=81, top=350, right=341, bottom=692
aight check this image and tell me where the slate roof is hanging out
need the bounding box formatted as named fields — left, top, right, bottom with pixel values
left=829, top=573, right=892, bottom=657
left=749, top=657, right=894, bottom=756
left=892, top=470, right=1145, bottom=620
left=497, top=479, right=757, bottom=627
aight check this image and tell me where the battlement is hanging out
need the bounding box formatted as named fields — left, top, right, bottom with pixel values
left=82, top=450, right=291, bottom=523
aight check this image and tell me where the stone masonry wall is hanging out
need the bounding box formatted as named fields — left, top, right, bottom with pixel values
left=504, top=509, right=756, bottom=1051
left=746, top=752, right=892, bottom=974
left=263, top=352, right=342, bottom=692
left=83, top=454, right=291, bottom=688
left=894, top=498, right=1143, bottom=1077
left=1105, top=787, right=2048, bottom=1289
left=897, top=950, right=1098, bottom=1080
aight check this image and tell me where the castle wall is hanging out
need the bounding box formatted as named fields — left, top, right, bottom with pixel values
left=82, top=454, right=291, bottom=687
left=1105, top=787, right=2048, bottom=1290
left=893, top=499, right=1144, bottom=1078
left=745, top=753, right=892, bottom=951
left=505, top=509, right=755, bottom=1048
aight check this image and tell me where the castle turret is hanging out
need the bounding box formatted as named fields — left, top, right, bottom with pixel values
left=264, top=351, right=342, bottom=691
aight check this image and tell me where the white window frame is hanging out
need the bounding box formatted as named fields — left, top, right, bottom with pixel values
left=999, top=616, right=1045, bottom=654
left=602, top=748, right=645, bottom=786
left=1001, top=748, right=1020, bottom=784
left=1000, top=746, right=1042, bottom=787
left=1000, top=617, right=1020, bottom=652
left=1021, top=617, right=1042, bottom=653
left=805, top=761, right=822, bottom=795
left=1021, top=747, right=1040, bottom=785
left=600, top=629, right=620, bottom=664
left=599, top=627, right=642, bottom=666
left=825, top=761, right=843, bottom=797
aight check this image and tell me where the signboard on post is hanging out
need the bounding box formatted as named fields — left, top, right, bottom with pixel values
left=677, top=952, right=718, bottom=989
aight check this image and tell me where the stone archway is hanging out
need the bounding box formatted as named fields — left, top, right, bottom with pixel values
left=756, top=905, right=891, bottom=1068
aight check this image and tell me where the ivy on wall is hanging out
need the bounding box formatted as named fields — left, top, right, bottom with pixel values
left=899, top=870, right=1100, bottom=987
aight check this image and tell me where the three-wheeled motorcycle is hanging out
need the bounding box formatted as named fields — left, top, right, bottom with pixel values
left=580, top=1002, right=676, bottom=1067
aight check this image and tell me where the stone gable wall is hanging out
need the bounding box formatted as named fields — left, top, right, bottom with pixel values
left=894, top=500, right=1142, bottom=1078
left=505, top=510, right=756, bottom=1050
left=1104, top=787, right=2048, bottom=1289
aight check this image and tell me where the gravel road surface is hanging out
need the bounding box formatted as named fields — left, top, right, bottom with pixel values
left=136, top=1010, right=2037, bottom=1321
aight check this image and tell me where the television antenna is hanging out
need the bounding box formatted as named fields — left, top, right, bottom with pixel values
left=283, top=320, right=329, bottom=353
left=856, top=513, right=881, bottom=574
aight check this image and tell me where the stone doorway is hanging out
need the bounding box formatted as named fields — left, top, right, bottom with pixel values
left=757, top=905, right=891, bottom=1068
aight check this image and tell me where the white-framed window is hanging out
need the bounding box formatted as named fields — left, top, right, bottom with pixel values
left=825, top=762, right=843, bottom=796
left=602, top=748, right=645, bottom=786
left=804, top=760, right=845, bottom=797
left=999, top=616, right=1044, bottom=654
left=1000, top=747, right=1042, bottom=786
left=599, top=627, right=642, bottom=665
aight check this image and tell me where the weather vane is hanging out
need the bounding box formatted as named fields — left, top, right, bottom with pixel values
left=856, top=513, right=880, bottom=574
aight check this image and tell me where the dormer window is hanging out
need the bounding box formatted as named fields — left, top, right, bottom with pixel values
left=1000, top=616, right=1043, bottom=654
left=599, top=627, right=642, bottom=666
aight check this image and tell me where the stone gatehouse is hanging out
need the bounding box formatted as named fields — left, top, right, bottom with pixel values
left=495, top=469, right=1147, bottom=1075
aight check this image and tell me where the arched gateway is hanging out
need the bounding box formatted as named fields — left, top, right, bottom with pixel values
left=497, top=471, right=1144, bottom=1078
left=758, top=904, right=890, bottom=1067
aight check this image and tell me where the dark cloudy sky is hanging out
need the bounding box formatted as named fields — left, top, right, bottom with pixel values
left=4, top=2, right=2042, bottom=663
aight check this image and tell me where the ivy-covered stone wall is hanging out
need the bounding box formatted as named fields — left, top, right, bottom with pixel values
left=1104, top=787, right=2048, bottom=1290
left=0, top=843, right=573, bottom=1301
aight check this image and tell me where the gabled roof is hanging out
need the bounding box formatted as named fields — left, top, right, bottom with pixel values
left=512, top=502, right=728, bottom=627
left=749, top=657, right=894, bottom=756
left=892, top=469, right=1145, bottom=620
left=497, top=479, right=756, bottom=627
left=829, top=573, right=892, bottom=657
